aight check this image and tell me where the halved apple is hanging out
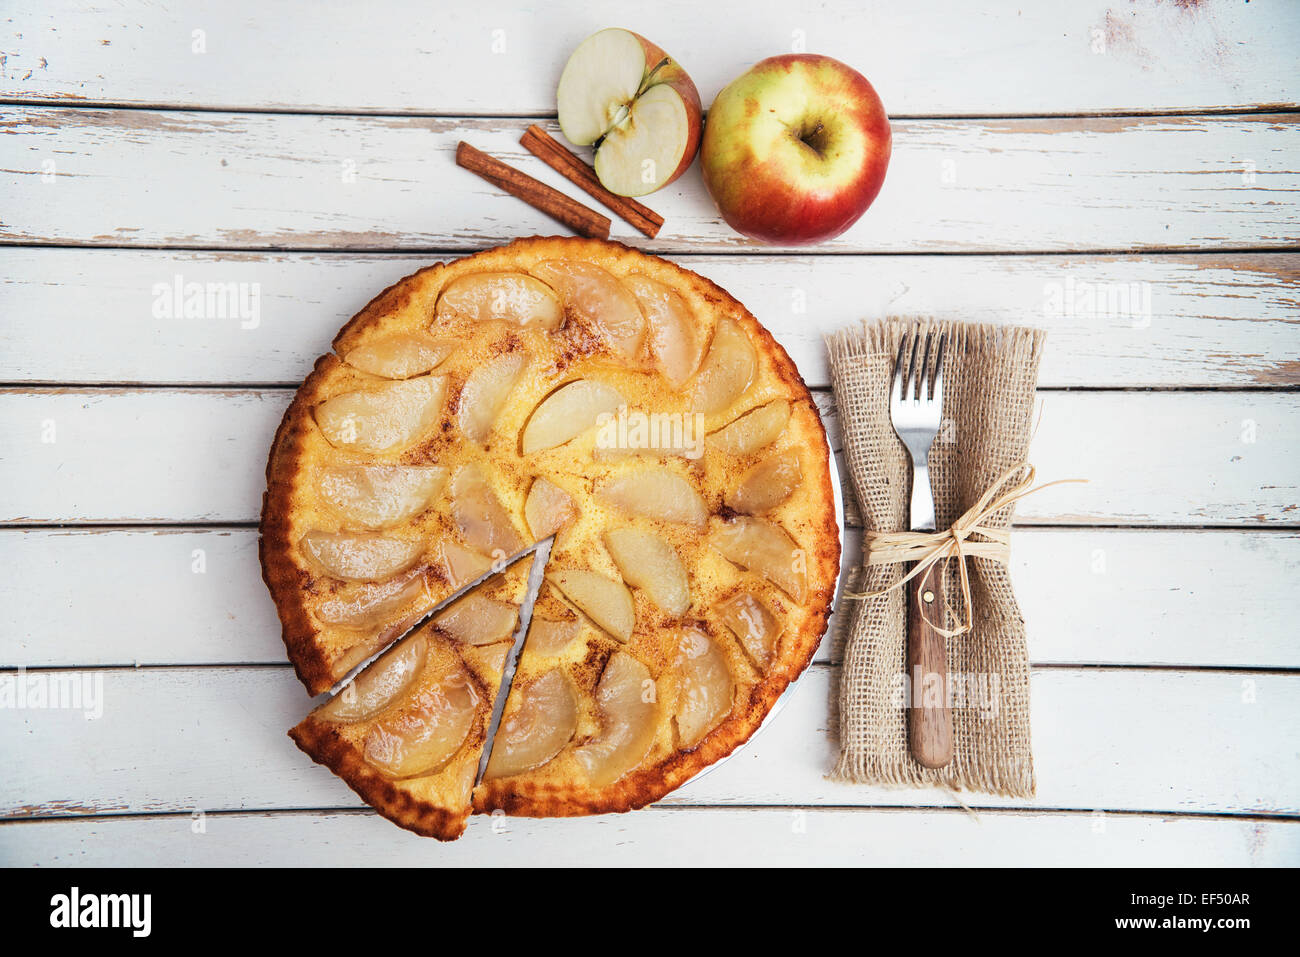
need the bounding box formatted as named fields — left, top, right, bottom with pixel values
left=557, top=28, right=702, bottom=197
left=458, top=351, right=529, bottom=444
left=690, top=318, right=755, bottom=415
left=573, top=651, right=659, bottom=788
left=484, top=668, right=580, bottom=779
left=524, top=477, right=577, bottom=539
left=718, top=591, right=782, bottom=672
left=342, top=334, right=459, bottom=379
left=674, top=629, right=735, bottom=748
left=596, top=468, right=708, bottom=527
left=434, top=272, right=563, bottom=330
left=708, top=400, right=790, bottom=456
left=623, top=274, right=705, bottom=387
left=548, top=569, right=635, bottom=643
left=727, top=451, right=802, bottom=514
left=299, top=531, right=423, bottom=582
left=362, top=670, right=480, bottom=778
left=315, top=375, right=448, bottom=454
left=314, top=571, right=429, bottom=630
left=317, top=464, right=447, bottom=530
left=521, top=379, right=624, bottom=453
left=449, top=463, right=525, bottom=558
left=710, top=517, right=807, bottom=602
left=319, top=632, right=428, bottom=723
left=604, top=527, right=690, bottom=617
left=433, top=592, right=519, bottom=646
left=531, top=260, right=645, bottom=360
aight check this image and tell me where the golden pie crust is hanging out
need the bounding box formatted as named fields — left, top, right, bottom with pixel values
left=263, top=236, right=840, bottom=836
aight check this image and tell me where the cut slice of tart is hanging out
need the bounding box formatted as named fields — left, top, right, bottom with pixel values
left=289, top=556, right=531, bottom=840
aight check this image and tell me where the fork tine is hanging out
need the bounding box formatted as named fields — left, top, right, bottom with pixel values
left=893, top=326, right=949, bottom=405
left=917, top=330, right=934, bottom=402
left=907, top=329, right=922, bottom=401
left=893, top=334, right=909, bottom=403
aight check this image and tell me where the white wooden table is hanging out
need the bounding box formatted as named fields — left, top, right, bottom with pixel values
left=1, top=0, right=1297, bottom=867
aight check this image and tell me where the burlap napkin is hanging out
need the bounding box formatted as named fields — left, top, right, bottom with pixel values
left=826, top=317, right=1045, bottom=797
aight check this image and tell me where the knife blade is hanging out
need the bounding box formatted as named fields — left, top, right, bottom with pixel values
left=475, top=537, right=552, bottom=784
left=325, top=538, right=552, bottom=699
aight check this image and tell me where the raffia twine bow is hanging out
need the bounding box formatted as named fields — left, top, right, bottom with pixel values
left=846, top=464, right=1086, bottom=638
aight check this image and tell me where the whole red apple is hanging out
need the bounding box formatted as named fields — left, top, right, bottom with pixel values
left=701, top=54, right=891, bottom=245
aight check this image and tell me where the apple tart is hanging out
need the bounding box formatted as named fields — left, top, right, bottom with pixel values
left=262, top=236, right=839, bottom=836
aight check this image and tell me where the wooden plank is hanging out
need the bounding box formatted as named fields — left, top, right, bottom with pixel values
left=1012, top=529, right=1300, bottom=669
left=3, top=248, right=1296, bottom=388
left=817, top=390, right=1300, bottom=528
left=0, top=388, right=288, bottom=525
left=0, top=527, right=280, bottom=668
left=3, top=110, right=1297, bottom=253
left=3, top=1, right=1297, bottom=117
left=3, top=527, right=1296, bottom=670
left=1, top=666, right=1295, bottom=818
left=1, top=388, right=1295, bottom=526
left=1, top=807, right=1294, bottom=867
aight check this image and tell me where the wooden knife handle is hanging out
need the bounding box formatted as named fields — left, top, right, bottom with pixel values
left=908, top=560, right=953, bottom=769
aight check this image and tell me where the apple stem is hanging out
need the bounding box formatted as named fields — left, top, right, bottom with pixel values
left=595, top=57, right=673, bottom=148
left=636, top=57, right=671, bottom=97
left=798, top=121, right=828, bottom=156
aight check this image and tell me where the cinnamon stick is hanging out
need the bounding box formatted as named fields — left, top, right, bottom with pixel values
left=455, top=141, right=611, bottom=240
left=520, top=125, right=664, bottom=239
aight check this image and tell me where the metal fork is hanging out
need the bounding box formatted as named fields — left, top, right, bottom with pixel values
left=891, top=328, right=953, bottom=769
